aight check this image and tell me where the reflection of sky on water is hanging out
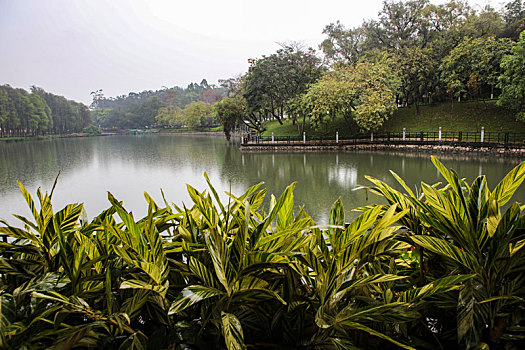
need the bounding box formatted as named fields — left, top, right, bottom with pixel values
left=328, top=163, right=358, bottom=188
left=0, top=135, right=523, bottom=226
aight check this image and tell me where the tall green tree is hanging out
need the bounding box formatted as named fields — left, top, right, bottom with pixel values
left=462, top=5, right=504, bottom=38
left=27, top=94, right=52, bottom=135
left=0, top=86, right=19, bottom=135
left=502, top=0, right=525, bottom=39
left=155, top=105, right=184, bottom=127
left=440, top=36, right=514, bottom=100
left=392, top=46, right=435, bottom=110
left=243, top=45, right=324, bottom=126
left=320, top=22, right=365, bottom=64
left=0, top=89, right=8, bottom=136
left=214, top=96, right=247, bottom=141
left=372, top=0, right=431, bottom=49
left=182, top=101, right=215, bottom=128
left=498, top=30, right=525, bottom=121
left=31, top=86, right=91, bottom=133
left=303, top=60, right=400, bottom=131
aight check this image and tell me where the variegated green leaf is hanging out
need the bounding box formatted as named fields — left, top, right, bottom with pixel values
left=491, top=161, right=525, bottom=207
left=221, top=312, right=246, bottom=350
left=168, top=285, right=224, bottom=314
left=338, top=274, right=407, bottom=293
left=337, top=321, right=415, bottom=350
left=120, top=279, right=169, bottom=297
left=205, top=230, right=232, bottom=294
left=411, top=235, right=480, bottom=272
left=399, top=274, right=475, bottom=303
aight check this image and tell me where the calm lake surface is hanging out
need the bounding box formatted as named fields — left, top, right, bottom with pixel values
left=1, top=134, right=524, bottom=225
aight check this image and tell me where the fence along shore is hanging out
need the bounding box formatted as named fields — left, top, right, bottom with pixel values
left=240, top=128, right=525, bottom=155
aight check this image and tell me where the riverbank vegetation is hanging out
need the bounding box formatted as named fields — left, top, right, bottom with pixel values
left=90, top=79, right=225, bottom=130
left=0, top=80, right=226, bottom=139
left=84, top=1, right=525, bottom=140
left=0, top=157, right=523, bottom=349
left=4, top=1, right=525, bottom=140
left=0, top=85, right=91, bottom=137
left=216, top=0, right=525, bottom=139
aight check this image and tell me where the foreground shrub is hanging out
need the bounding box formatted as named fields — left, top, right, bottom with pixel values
left=359, top=156, right=525, bottom=349
left=0, top=158, right=523, bottom=349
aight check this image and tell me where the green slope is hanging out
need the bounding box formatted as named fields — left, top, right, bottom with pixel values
left=261, top=100, right=525, bottom=138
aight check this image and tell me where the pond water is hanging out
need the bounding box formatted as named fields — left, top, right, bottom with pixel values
left=0, top=134, right=523, bottom=225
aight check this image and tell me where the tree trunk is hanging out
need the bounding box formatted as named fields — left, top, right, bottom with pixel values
left=270, top=109, right=284, bottom=125
left=489, top=316, right=507, bottom=343
left=298, top=114, right=306, bottom=136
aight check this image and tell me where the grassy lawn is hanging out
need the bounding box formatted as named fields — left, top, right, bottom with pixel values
left=381, top=100, right=525, bottom=132
left=207, top=125, right=223, bottom=132
left=262, top=117, right=359, bottom=138
left=261, top=100, right=525, bottom=138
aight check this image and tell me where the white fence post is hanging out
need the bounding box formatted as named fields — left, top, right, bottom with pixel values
left=370, top=132, right=374, bottom=142
left=438, top=127, right=442, bottom=141
left=336, top=131, right=339, bottom=144
left=271, top=132, right=274, bottom=144
left=403, top=128, right=406, bottom=141
left=303, top=132, right=306, bottom=144
left=481, top=127, right=484, bottom=143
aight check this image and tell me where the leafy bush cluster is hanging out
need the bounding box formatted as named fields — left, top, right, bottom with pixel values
left=0, top=157, right=524, bottom=349
left=82, top=125, right=102, bottom=135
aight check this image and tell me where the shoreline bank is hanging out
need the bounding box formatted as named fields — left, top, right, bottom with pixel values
left=241, top=142, right=525, bottom=156
left=0, top=130, right=225, bottom=143
left=0, top=133, right=115, bottom=143
left=156, top=130, right=223, bottom=136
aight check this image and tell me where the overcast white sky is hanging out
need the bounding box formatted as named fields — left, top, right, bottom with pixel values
left=0, top=0, right=498, bottom=105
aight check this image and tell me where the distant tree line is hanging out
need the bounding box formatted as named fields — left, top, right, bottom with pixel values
left=216, top=0, right=525, bottom=138
left=0, top=85, right=91, bottom=137
left=14, top=0, right=523, bottom=138
left=91, top=79, right=226, bottom=129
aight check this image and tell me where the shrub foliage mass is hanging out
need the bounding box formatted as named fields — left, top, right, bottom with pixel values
left=0, top=158, right=524, bottom=349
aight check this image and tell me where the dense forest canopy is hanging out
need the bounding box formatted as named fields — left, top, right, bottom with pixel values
left=87, top=0, right=525, bottom=136
left=0, top=85, right=91, bottom=136
left=217, top=0, right=525, bottom=137
left=3, top=0, right=525, bottom=137
left=0, top=79, right=228, bottom=135
left=318, top=0, right=524, bottom=112
left=90, top=79, right=227, bottom=129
